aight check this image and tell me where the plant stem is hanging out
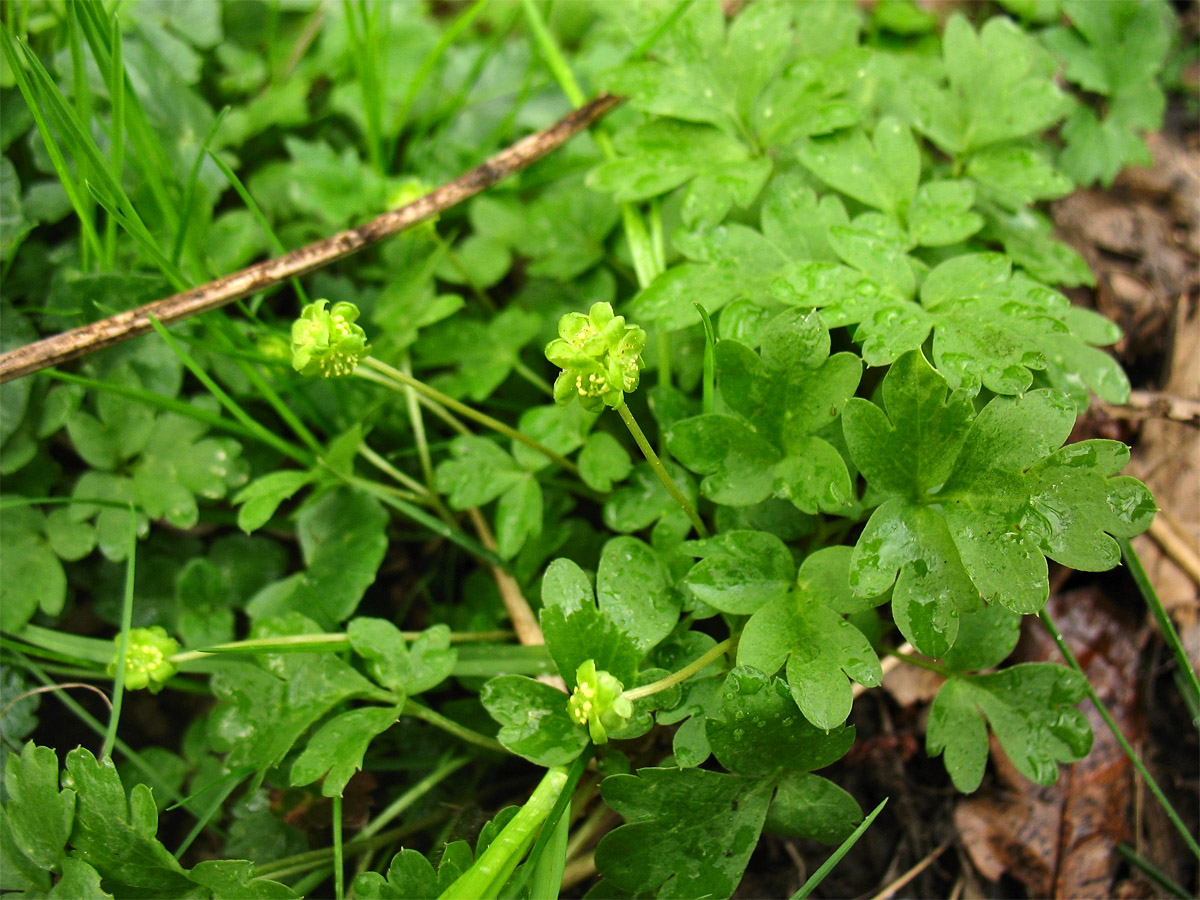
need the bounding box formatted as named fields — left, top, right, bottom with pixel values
left=507, top=747, right=593, bottom=899
left=101, top=513, right=137, bottom=760
left=884, top=648, right=950, bottom=677
left=1040, top=611, right=1200, bottom=860
left=624, top=638, right=732, bottom=702
left=357, top=443, right=430, bottom=498
left=513, top=359, right=554, bottom=396
left=1116, top=844, right=1191, bottom=899
left=359, top=756, right=470, bottom=842
left=401, top=355, right=436, bottom=488
left=255, top=812, right=447, bottom=882
left=614, top=401, right=708, bottom=537
left=791, top=798, right=889, bottom=900
left=403, top=699, right=507, bottom=754
left=1119, top=536, right=1200, bottom=725
left=519, top=0, right=662, bottom=290
left=332, top=794, right=345, bottom=900
left=171, top=629, right=516, bottom=665
left=360, top=356, right=579, bottom=475
left=354, top=366, right=472, bottom=436
left=15, top=652, right=207, bottom=821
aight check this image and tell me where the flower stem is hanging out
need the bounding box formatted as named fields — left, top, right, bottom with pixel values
left=357, top=443, right=429, bottom=496
left=614, top=401, right=708, bottom=537
left=360, top=356, right=579, bottom=476
left=403, top=699, right=507, bottom=755
left=624, top=638, right=732, bottom=703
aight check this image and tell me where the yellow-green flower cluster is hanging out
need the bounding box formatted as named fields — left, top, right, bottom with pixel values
left=545, top=302, right=646, bottom=412
left=291, top=299, right=369, bottom=378
left=108, top=626, right=179, bottom=693
left=567, top=659, right=632, bottom=744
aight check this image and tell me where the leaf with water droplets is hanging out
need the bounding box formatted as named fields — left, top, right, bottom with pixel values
left=598, top=1, right=794, bottom=141
left=540, top=558, right=641, bottom=687
left=596, top=537, right=680, bottom=655
left=682, top=530, right=795, bottom=615
left=928, top=663, right=1093, bottom=792
left=774, top=250, right=1125, bottom=395
left=132, top=412, right=248, bottom=530
left=480, top=675, right=588, bottom=767
left=595, top=766, right=773, bottom=900
left=707, top=667, right=855, bottom=778
left=738, top=581, right=882, bottom=729
left=796, top=119, right=920, bottom=215
left=845, top=350, right=1153, bottom=643
left=669, top=312, right=861, bottom=518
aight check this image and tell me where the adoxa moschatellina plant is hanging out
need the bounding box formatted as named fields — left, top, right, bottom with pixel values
left=546, top=301, right=708, bottom=536
left=282, top=285, right=1162, bottom=898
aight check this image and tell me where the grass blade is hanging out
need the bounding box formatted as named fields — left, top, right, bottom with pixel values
left=1041, top=610, right=1200, bottom=859
left=791, top=798, right=888, bottom=900
left=1119, top=536, right=1200, bottom=725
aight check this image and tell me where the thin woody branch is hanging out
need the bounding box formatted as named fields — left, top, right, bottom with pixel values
left=0, top=92, right=623, bottom=384
left=1101, top=389, right=1200, bottom=428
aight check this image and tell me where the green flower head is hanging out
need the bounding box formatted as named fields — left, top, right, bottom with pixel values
left=545, top=302, right=646, bottom=412
left=567, top=659, right=633, bottom=744
left=108, top=626, right=180, bottom=693
left=291, top=299, right=369, bottom=378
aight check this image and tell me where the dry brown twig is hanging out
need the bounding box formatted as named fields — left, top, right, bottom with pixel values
left=0, top=93, right=622, bottom=384
left=1101, top=389, right=1200, bottom=427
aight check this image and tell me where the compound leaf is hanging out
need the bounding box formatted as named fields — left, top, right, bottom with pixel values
left=666, top=414, right=779, bottom=507
left=844, top=351, right=1153, bottom=649
left=539, top=559, right=641, bottom=685
left=64, top=748, right=193, bottom=895
left=348, top=619, right=456, bottom=696
left=435, top=437, right=526, bottom=509
left=3, top=742, right=73, bottom=871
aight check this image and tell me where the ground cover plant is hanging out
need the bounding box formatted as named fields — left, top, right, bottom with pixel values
left=0, top=1, right=1196, bottom=898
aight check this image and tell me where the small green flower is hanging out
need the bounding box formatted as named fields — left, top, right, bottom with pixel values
left=108, top=626, right=180, bottom=693
left=546, top=302, right=646, bottom=412
left=567, top=659, right=633, bottom=744
left=291, top=299, right=369, bottom=378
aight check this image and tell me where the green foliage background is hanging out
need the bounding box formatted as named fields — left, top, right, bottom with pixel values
left=0, top=1, right=1181, bottom=898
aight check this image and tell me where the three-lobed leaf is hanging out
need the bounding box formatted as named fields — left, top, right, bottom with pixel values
left=927, top=663, right=1093, bottom=792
